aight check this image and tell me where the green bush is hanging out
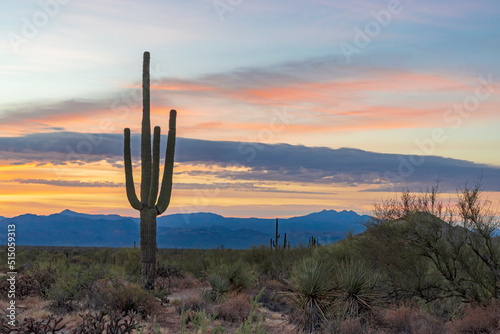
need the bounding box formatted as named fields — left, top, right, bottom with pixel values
left=204, top=274, right=231, bottom=303
left=48, top=262, right=107, bottom=313
left=235, top=289, right=267, bottom=334
left=217, top=260, right=258, bottom=292
left=28, top=262, right=58, bottom=298
left=113, top=248, right=141, bottom=282
left=213, top=293, right=252, bottom=323
left=92, top=279, right=156, bottom=317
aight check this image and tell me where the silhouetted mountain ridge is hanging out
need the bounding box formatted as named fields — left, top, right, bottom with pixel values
left=0, top=209, right=370, bottom=249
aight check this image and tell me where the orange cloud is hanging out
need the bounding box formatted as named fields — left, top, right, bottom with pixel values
left=153, top=82, right=216, bottom=92
left=235, top=72, right=470, bottom=106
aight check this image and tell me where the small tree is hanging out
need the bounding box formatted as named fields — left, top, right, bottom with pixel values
left=456, top=178, right=500, bottom=297
left=368, top=178, right=499, bottom=303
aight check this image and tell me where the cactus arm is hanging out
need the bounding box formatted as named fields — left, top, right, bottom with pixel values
left=140, top=51, right=152, bottom=205
left=124, top=128, right=143, bottom=210
left=148, top=126, right=161, bottom=207
left=156, top=109, right=177, bottom=215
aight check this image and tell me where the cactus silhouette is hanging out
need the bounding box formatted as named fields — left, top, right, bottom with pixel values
left=270, top=218, right=290, bottom=250
left=123, top=51, right=177, bottom=290
left=270, top=218, right=281, bottom=249
left=308, top=235, right=320, bottom=248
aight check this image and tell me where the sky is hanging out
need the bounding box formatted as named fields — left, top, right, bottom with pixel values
left=1, top=0, right=499, bottom=218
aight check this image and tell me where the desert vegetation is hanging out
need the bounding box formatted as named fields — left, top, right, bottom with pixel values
left=1, top=180, right=499, bottom=333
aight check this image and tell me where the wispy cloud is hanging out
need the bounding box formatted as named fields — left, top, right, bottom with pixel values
left=3, top=56, right=498, bottom=142
left=14, top=179, right=124, bottom=188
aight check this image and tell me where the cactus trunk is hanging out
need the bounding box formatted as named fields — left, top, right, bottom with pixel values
left=271, top=218, right=283, bottom=250
left=275, top=218, right=280, bottom=250
left=123, top=51, right=177, bottom=290
left=140, top=208, right=157, bottom=290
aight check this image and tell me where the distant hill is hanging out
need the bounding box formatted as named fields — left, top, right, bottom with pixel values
left=0, top=209, right=370, bottom=249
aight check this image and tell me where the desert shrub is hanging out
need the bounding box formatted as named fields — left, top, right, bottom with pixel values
left=244, top=246, right=287, bottom=280
left=338, top=318, right=362, bottom=334
left=0, top=316, right=13, bottom=333
left=313, top=238, right=361, bottom=265
left=84, top=248, right=114, bottom=265
left=257, top=281, right=289, bottom=313
left=289, top=258, right=334, bottom=333
left=204, top=274, right=232, bottom=303
left=165, top=272, right=197, bottom=292
left=355, top=217, right=440, bottom=303
left=244, top=246, right=312, bottom=281
left=24, top=315, right=66, bottom=334
left=91, top=279, right=156, bottom=317
left=217, top=260, right=258, bottom=292
left=213, top=293, right=252, bottom=323
left=368, top=182, right=500, bottom=305
left=28, top=262, right=58, bottom=298
left=445, top=299, right=500, bottom=334
left=374, top=305, right=444, bottom=334
left=49, top=279, right=82, bottom=313
left=73, top=309, right=140, bottom=334
left=418, top=296, right=463, bottom=321
left=135, top=318, right=166, bottom=334
left=168, top=248, right=243, bottom=279
left=178, top=292, right=208, bottom=314
left=156, top=262, right=183, bottom=279
left=0, top=314, right=66, bottom=334
left=0, top=272, right=36, bottom=300
left=156, top=262, right=184, bottom=291
left=48, top=262, right=108, bottom=313
left=180, top=308, right=218, bottom=334
left=331, top=259, right=381, bottom=323
left=169, top=249, right=208, bottom=278
left=113, top=248, right=141, bottom=282
left=0, top=248, right=66, bottom=270
left=234, top=289, right=266, bottom=334
left=113, top=282, right=156, bottom=317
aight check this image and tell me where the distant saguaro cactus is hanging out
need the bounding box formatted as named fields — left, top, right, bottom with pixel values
left=270, top=218, right=281, bottom=250
left=271, top=218, right=290, bottom=250
left=123, top=51, right=177, bottom=290
left=308, top=235, right=320, bottom=248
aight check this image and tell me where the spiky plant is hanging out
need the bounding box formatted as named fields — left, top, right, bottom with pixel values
left=289, top=258, right=334, bottom=333
left=123, top=51, right=177, bottom=290
left=332, top=259, right=380, bottom=323
left=206, top=274, right=231, bottom=302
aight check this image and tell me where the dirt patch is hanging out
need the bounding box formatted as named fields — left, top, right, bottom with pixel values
left=168, top=287, right=209, bottom=302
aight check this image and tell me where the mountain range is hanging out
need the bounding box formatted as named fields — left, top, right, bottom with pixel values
left=0, top=209, right=370, bottom=249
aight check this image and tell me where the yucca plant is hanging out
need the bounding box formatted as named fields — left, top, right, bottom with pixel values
left=331, top=259, right=380, bottom=323
left=288, top=258, right=335, bottom=333
left=205, top=274, right=231, bottom=303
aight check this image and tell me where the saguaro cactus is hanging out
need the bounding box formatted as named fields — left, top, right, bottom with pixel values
left=308, top=235, right=320, bottom=248
left=270, top=218, right=289, bottom=250
left=123, top=51, right=177, bottom=290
